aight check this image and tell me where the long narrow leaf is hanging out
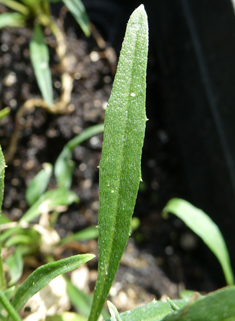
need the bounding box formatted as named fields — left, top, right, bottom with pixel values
left=29, top=24, right=53, bottom=106
left=0, top=287, right=15, bottom=315
left=163, top=198, right=234, bottom=285
left=55, top=124, right=104, bottom=189
left=0, top=289, right=21, bottom=321
left=88, top=5, right=148, bottom=321
left=5, top=248, right=23, bottom=286
left=163, top=286, right=235, bottom=321
left=11, top=254, right=95, bottom=312
left=25, top=163, right=53, bottom=206
left=66, top=278, right=109, bottom=320
left=0, top=12, right=25, bottom=29
left=106, top=300, right=188, bottom=321
left=54, top=147, right=74, bottom=189
left=20, top=188, right=79, bottom=224
left=62, top=0, right=90, bottom=37
left=60, top=226, right=98, bottom=244
left=67, top=124, right=104, bottom=151
left=0, top=0, right=29, bottom=15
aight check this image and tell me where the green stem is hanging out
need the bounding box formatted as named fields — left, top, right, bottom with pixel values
left=0, top=289, right=22, bottom=321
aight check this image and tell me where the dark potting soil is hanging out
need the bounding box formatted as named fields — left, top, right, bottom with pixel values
left=0, top=4, right=221, bottom=311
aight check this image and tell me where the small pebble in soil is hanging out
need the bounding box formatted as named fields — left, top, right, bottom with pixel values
left=165, top=246, right=174, bottom=255
left=3, top=71, right=17, bottom=86
left=90, top=51, right=100, bottom=62
left=1, top=43, right=9, bottom=52
left=180, top=232, right=198, bottom=251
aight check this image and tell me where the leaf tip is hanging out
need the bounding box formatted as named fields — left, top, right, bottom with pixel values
left=136, top=4, right=145, bottom=12
left=87, top=254, right=96, bottom=261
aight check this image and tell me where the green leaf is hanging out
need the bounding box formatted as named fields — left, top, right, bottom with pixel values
left=179, top=290, right=199, bottom=301
left=5, top=248, right=23, bottom=286
left=67, top=124, right=104, bottom=151
left=62, top=0, right=90, bottom=37
left=106, top=300, right=188, bottom=321
left=0, top=213, right=11, bottom=224
left=0, top=107, right=10, bottom=120
left=25, top=162, right=53, bottom=206
left=163, top=198, right=234, bottom=285
left=20, top=188, right=79, bottom=224
left=0, top=0, right=29, bottom=15
left=20, top=0, right=40, bottom=14
left=0, top=12, right=25, bottom=29
left=66, top=278, right=109, bottom=320
left=0, top=289, right=21, bottom=321
left=107, top=301, right=122, bottom=321
left=0, top=287, right=15, bottom=315
left=163, top=286, right=235, bottom=321
left=60, top=226, right=98, bottom=244
left=54, top=147, right=74, bottom=189
left=5, top=234, right=32, bottom=248
left=29, top=24, right=53, bottom=106
left=0, top=146, right=6, bottom=291
left=0, top=226, right=22, bottom=243
left=88, top=5, right=148, bottom=321
left=55, top=124, right=104, bottom=189
left=11, top=254, right=95, bottom=313
left=46, top=312, right=87, bottom=321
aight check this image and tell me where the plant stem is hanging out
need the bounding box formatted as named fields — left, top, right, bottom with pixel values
left=0, top=289, right=22, bottom=321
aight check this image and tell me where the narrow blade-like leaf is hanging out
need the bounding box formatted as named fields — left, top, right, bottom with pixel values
left=0, top=287, right=15, bottom=315
left=29, top=24, right=53, bottom=106
left=163, top=198, right=234, bottom=285
left=5, top=248, right=23, bottom=286
left=106, top=300, right=188, bottom=321
left=11, top=254, right=95, bottom=312
left=67, top=124, right=104, bottom=151
left=0, top=12, right=25, bottom=29
left=66, top=278, right=109, bottom=320
left=20, top=188, right=79, bottom=224
left=88, top=5, right=148, bottom=321
left=62, top=0, right=90, bottom=37
left=54, top=147, right=74, bottom=189
left=60, top=226, right=98, bottom=244
left=26, top=163, right=53, bottom=206
left=0, top=0, right=29, bottom=15
left=55, top=124, right=104, bottom=189
left=163, top=286, right=235, bottom=321
left=0, top=289, right=21, bottom=321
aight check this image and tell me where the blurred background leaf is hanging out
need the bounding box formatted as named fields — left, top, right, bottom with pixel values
left=29, top=24, right=53, bottom=106
left=163, top=198, right=234, bottom=285
left=26, top=163, right=53, bottom=206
